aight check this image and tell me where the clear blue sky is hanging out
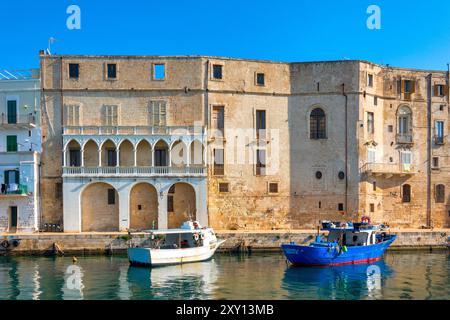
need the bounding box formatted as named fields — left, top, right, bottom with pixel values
left=1, top=0, right=450, bottom=70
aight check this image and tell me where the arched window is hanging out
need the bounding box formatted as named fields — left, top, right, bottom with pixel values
left=310, top=108, right=326, bottom=139
left=402, top=184, right=411, bottom=203
left=436, top=184, right=445, bottom=203
left=397, top=106, right=412, bottom=135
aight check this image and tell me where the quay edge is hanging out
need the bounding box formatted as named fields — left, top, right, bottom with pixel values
left=0, top=229, right=449, bottom=256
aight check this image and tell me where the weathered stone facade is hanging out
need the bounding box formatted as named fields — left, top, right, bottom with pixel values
left=39, top=53, right=450, bottom=231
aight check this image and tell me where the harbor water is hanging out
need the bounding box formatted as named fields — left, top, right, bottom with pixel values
left=0, top=251, right=448, bottom=300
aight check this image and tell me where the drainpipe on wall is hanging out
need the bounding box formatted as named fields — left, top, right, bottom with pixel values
left=342, top=83, right=349, bottom=218
left=426, top=74, right=432, bottom=228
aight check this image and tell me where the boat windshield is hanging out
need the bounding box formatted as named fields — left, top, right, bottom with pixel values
left=151, top=232, right=203, bottom=249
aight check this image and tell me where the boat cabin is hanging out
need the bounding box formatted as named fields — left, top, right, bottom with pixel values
left=327, top=229, right=378, bottom=247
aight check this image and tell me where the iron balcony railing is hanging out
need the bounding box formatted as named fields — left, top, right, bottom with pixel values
left=434, top=135, right=446, bottom=145
left=362, top=163, right=417, bottom=175
left=62, top=166, right=206, bottom=177
left=63, top=125, right=204, bottom=136
left=1, top=184, right=28, bottom=195
left=0, top=113, right=36, bottom=126
left=396, top=134, right=413, bottom=144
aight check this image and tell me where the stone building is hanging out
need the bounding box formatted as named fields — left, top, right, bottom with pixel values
left=0, top=69, right=41, bottom=233
left=39, top=52, right=450, bottom=232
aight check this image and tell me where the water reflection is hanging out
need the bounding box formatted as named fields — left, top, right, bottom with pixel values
left=0, top=252, right=448, bottom=300
left=281, top=260, right=394, bottom=300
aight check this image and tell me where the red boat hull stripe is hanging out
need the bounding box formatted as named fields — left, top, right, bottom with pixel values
left=291, top=257, right=383, bottom=267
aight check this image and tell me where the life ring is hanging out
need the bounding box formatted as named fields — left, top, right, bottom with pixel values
left=361, top=216, right=371, bottom=224
left=1, top=240, right=10, bottom=249
left=193, top=234, right=199, bottom=242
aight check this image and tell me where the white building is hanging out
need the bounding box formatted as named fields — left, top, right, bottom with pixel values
left=0, top=69, right=41, bottom=233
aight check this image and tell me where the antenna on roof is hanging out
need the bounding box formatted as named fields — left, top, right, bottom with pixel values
left=47, top=37, right=57, bottom=55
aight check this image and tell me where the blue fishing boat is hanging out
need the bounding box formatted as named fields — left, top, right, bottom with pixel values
left=282, top=221, right=396, bottom=267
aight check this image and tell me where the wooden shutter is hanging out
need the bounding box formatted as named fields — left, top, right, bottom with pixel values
left=160, top=102, right=166, bottom=126
left=397, top=79, right=403, bottom=94
left=434, top=85, right=439, bottom=97
left=410, top=80, right=416, bottom=93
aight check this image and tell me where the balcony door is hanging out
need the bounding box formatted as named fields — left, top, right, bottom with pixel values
left=7, top=100, right=17, bottom=124
left=155, top=149, right=167, bottom=167
left=9, top=206, right=18, bottom=231
left=107, top=149, right=117, bottom=167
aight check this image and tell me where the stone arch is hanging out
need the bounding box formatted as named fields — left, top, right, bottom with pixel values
left=129, top=182, right=158, bottom=230
left=81, top=182, right=119, bottom=232
left=167, top=182, right=196, bottom=229
left=170, top=140, right=188, bottom=167
left=189, top=140, right=205, bottom=166
left=136, top=140, right=152, bottom=166
left=66, top=140, right=81, bottom=167
left=83, top=139, right=99, bottom=167
left=101, top=139, right=117, bottom=167
left=119, top=139, right=134, bottom=167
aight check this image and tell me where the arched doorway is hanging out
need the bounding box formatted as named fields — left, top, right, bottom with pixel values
left=167, top=183, right=196, bottom=229
left=130, top=183, right=158, bottom=230
left=81, top=182, right=119, bottom=231
left=66, top=140, right=81, bottom=167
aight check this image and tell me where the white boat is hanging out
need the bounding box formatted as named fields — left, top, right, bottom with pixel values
left=127, top=221, right=226, bottom=267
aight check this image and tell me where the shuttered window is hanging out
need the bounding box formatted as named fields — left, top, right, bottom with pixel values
left=65, top=105, right=80, bottom=126
left=256, top=149, right=266, bottom=176
left=6, top=136, right=17, bottom=152
left=150, top=101, right=167, bottom=126
left=104, top=105, right=118, bottom=126
left=436, top=185, right=445, bottom=203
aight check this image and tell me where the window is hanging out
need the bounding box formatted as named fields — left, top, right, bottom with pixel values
left=107, top=63, right=117, bottom=79
left=310, top=108, right=326, bottom=139
left=367, top=112, right=374, bottom=134
left=107, top=149, right=117, bottom=167
left=367, top=149, right=376, bottom=163
left=338, top=171, right=345, bottom=180
left=65, top=105, right=80, bottom=126
left=256, top=110, right=266, bottom=139
left=315, top=171, right=323, bottom=180
left=433, top=157, right=440, bottom=168
left=368, top=74, right=374, bottom=87
left=388, top=125, right=394, bottom=133
left=6, top=136, right=17, bottom=152
left=435, top=85, right=446, bottom=97
left=436, top=184, right=445, bottom=203
left=369, top=203, right=375, bottom=213
left=7, top=100, right=17, bottom=124
left=268, top=182, right=279, bottom=194
left=435, top=121, right=445, bottom=144
left=107, top=189, right=116, bottom=205
left=213, top=149, right=224, bottom=175
left=256, top=149, right=266, bottom=176
left=212, top=106, right=224, bottom=136
left=153, top=63, right=165, bottom=80
left=150, top=101, right=167, bottom=126
left=338, top=203, right=345, bottom=212
left=55, top=182, right=63, bottom=199
left=219, top=183, right=229, bottom=193
left=69, top=149, right=81, bottom=167
left=213, top=64, right=222, bottom=79
left=401, top=151, right=412, bottom=167
left=374, top=96, right=378, bottom=106
left=104, top=105, right=118, bottom=126
left=4, top=170, right=19, bottom=186
left=402, top=184, right=411, bottom=203
left=373, top=182, right=377, bottom=191
left=69, top=63, right=79, bottom=79
left=397, top=106, right=412, bottom=143
left=404, top=80, right=414, bottom=93
left=256, top=73, right=265, bottom=86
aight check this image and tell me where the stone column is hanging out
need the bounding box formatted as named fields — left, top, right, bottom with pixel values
left=80, top=148, right=85, bottom=167
left=63, top=149, right=67, bottom=167
left=98, top=148, right=102, bottom=167
left=118, top=185, right=130, bottom=231
left=196, top=179, right=208, bottom=227
left=63, top=180, right=82, bottom=232
left=116, top=149, right=120, bottom=167
left=158, top=191, right=168, bottom=229
left=133, top=148, right=137, bottom=167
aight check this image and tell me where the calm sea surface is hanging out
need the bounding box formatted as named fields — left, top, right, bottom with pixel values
left=0, top=251, right=448, bottom=300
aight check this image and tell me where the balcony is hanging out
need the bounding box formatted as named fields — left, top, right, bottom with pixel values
left=362, top=163, right=417, bottom=178
left=0, top=114, right=36, bottom=129
left=62, top=166, right=206, bottom=178
left=396, top=134, right=413, bottom=145
left=63, top=125, right=203, bottom=136
left=0, top=184, right=29, bottom=198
